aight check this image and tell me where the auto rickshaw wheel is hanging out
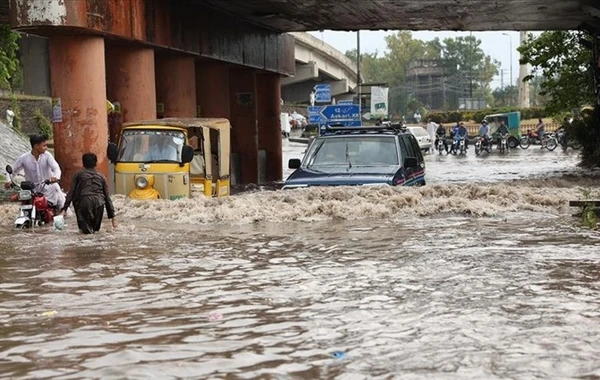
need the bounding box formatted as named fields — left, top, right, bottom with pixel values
left=507, top=136, right=519, bottom=149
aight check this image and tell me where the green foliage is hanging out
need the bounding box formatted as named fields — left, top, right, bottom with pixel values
left=579, top=188, right=598, bottom=230
left=34, top=108, right=52, bottom=137
left=347, top=32, right=499, bottom=116
left=518, top=31, right=594, bottom=115
left=0, top=26, right=22, bottom=91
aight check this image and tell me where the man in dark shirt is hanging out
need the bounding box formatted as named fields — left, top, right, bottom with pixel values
left=61, top=153, right=117, bottom=234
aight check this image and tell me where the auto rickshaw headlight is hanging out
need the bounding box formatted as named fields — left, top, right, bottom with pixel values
left=135, top=175, right=154, bottom=189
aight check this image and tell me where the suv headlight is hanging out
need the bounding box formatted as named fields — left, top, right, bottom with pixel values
left=282, top=184, right=309, bottom=190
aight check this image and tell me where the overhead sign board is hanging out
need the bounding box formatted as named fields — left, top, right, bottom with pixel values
left=307, top=105, right=362, bottom=127
left=314, top=84, right=331, bottom=103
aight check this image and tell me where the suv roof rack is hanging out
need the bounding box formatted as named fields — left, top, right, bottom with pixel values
left=321, top=123, right=409, bottom=136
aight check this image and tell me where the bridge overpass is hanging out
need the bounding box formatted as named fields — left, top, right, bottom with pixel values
left=282, top=32, right=358, bottom=105
left=3, top=0, right=600, bottom=188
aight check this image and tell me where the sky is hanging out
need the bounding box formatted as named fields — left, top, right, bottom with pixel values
left=307, top=30, right=532, bottom=90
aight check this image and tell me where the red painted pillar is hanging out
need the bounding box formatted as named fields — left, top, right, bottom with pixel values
left=229, top=68, right=258, bottom=184
left=256, top=74, right=283, bottom=182
left=195, top=62, right=230, bottom=118
left=155, top=56, right=196, bottom=117
left=106, top=47, right=157, bottom=141
left=48, top=35, right=108, bottom=191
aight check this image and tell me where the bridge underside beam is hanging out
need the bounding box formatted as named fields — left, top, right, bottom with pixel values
left=282, top=62, right=318, bottom=86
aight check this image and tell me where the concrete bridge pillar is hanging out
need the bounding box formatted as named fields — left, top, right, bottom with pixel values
left=256, top=74, right=283, bottom=182
left=229, top=68, right=258, bottom=184
left=156, top=56, right=197, bottom=117
left=48, top=35, right=108, bottom=191
left=195, top=62, right=230, bottom=118
left=106, top=47, right=157, bottom=141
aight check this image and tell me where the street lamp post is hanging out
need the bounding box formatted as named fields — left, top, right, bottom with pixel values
left=502, top=32, right=513, bottom=88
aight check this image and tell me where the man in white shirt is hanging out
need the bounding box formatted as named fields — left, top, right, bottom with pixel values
left=426, top=119, right=438, bottom=154
left=4, top=134, right=65, bottom=210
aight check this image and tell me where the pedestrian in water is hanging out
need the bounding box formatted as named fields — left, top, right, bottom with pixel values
left=60, top=152, right=117, bottom=234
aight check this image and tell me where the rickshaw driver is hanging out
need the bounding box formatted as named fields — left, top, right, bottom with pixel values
left=147, top=134, right=179, bottom=161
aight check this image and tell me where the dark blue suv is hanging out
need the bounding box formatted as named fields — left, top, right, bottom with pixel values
left=283, top=125, right=426, bottom=189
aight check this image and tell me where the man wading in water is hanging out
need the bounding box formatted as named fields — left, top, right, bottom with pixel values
left=60, top=152, right=117, bottom=234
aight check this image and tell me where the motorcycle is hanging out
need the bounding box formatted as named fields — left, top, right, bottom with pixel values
left=457, top=136, right=467, bottom=155
left=436, top=135, right=445, bottom=155
left=519, top=130, right=558, bottom=151
left=498, top=133, right=510, bottom=154
left=556, top=129, right=582, bottom=152
left=5, top=165, right=59, bottom=229
left=474, top=135, right=491, bottom=155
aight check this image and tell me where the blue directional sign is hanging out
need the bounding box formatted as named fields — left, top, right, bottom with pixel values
left=308, top=104, right=362, bottom=129
left=307, top=106, right=324, bottom=124
left=320, top=105, right=360, bottom=122
left=314, top=84, right=331, bottom=103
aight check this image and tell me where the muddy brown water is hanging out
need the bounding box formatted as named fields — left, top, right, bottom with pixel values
left=0, top=142, right=599, bottom=379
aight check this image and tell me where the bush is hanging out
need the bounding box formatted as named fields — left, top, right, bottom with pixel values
left=565, top=107, right=600, bottom=168
left=34, top=108, right=52, bottom=137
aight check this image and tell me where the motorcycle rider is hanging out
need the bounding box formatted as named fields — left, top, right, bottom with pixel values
left=435, top=123, right=449, bottom=153
left=4, top=133, right=65, bottom=211
left=535, top=117, right=546, bottom=147
left=497, top=120, right=510, bottom=149
left=478, top=119, right=491, bottom=147
left=453, top=122, right=469, bottom=152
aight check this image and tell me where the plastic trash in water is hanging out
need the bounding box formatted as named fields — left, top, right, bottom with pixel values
left=53, top=215, right=65, bottom=230
left=39, top=310, right=57, bottom=317
left=207, top=312, right=223, bottom=321
left=332, top=351, right=346, bottom=359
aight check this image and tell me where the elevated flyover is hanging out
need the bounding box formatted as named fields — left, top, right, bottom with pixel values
left=4, top=0, right=600, bottom=186
left=189, top=0, right=598, bottom=32
left=282, top=32, right=358, bottom=104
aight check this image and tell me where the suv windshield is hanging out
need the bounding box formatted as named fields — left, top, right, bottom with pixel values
left=305, top=136, right=399, bottom=167
left=117, top=130, right=185, bottom=162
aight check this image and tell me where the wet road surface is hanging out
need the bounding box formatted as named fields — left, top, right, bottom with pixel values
left=0, top=139, right=599, bottom=379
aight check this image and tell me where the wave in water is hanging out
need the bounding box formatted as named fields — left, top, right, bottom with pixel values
left=0, top=176, right=597, bottom=226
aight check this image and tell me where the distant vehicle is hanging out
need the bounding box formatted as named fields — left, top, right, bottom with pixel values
left=484, top=111, right=521, bottom=149
left=283, top=124, right=426, bottom=189
left=406, top=126, right=432, bottom=152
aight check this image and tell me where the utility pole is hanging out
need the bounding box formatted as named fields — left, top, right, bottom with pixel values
left=518, top=31, right=530, bottom=108
left=502, top=33, right=513, bottom=88
left=356, top=30, right=361, bottom=111
left=469, top=32, right=473, bottom=98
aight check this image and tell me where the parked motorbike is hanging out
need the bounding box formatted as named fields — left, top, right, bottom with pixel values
left=519, top=130, right=558, bottom=151
left=5, top=165, right=58, bottom=229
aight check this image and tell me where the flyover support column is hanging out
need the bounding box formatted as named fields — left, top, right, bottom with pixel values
left=256, top=74, right=283, bottom=182
left=195, top=62, right=230, bottom=118
left=49, top=35, right=108, bottom=191
left=229, top=68, right=258, bottom=184
left=106, top=47, right=157, bottom=141
left=156, top=56, right=196, bottom=117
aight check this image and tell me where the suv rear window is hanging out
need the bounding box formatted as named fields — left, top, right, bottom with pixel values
left=305, top=136, right=399, bottom=166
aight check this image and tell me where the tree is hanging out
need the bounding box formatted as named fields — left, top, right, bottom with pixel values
left=518, top=31, right=594, bottom=114
left=0, top=25, right=21, bottom=91
left=519, top=30, right=599, bottom=167
left=442, top=35, right=499, bottom=99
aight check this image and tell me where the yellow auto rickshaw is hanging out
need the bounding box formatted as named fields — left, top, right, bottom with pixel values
left=107, top=118, right=231, bottom=200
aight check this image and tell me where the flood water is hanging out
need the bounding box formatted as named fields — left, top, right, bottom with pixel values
left=1, top=141, right=599, bottom=379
